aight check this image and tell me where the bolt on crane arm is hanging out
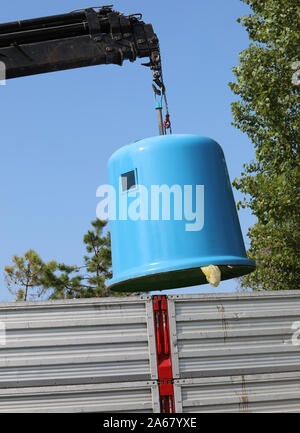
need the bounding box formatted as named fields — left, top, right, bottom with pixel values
left=0, top=5, right=161, bottom=79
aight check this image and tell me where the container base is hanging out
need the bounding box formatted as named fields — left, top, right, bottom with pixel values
left=108, top=264, right=255, bottom=292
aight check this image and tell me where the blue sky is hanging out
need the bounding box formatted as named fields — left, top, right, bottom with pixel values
left=0, top=0, right=256, bottom=301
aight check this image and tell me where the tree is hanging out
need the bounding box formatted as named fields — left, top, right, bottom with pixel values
left=4, top=220, right=127, bottom=300
left=82, top=219, right=113, bottom=297
left=4, top=250, right=56, bottom=301
left=229, top=0, right=300, bottom=290
left=40, top=263, right=84, bottom=300
left=46, top=219, right=118, bottom=299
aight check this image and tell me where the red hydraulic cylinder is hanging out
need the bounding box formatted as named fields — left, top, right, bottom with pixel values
left=153, top=295, right=175, bottom=413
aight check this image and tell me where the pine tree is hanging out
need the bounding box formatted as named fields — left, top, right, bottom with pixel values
left=4, top=220, right=127, bottom=300
left=82, top=219, right=112, bottom=297
left=4, top=250, right=56, bottom=301
left=45, top=219, right=117, bottom=299
left=41, top=263, right=84, bottom=300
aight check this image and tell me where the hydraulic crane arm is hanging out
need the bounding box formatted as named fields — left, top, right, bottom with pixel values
left=0, top=5, right=161, bottom=79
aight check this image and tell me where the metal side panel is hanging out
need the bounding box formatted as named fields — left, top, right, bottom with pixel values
left=0, top=296, right=158, bottom=388
left=167, top=291, right=300, bottom=379
left=174, top=372, right=300, bottom=413
left=0, top=380, right=160, bottom=413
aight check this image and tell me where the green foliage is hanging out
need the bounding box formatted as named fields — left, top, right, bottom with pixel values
left=40, top=263, right=84, bottom=300
left=229, top=0, right=300, bottom=290
left=4, top=220, right=127, bottom=300
left=4, top=250, right=56, bottom=301
left=82, top=219, right=112, bottom=297
left=47, top=219, right=115, bottom=299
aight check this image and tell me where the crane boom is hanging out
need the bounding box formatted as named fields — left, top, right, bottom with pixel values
left=0, top=6, right=160, bottom=79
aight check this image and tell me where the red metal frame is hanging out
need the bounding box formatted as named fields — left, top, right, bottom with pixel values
left=153, top=295, right=175, bottom=413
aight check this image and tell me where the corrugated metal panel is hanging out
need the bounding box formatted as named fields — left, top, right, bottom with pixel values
left=174, top=372, right=300, bottom=413
left=0, top=296, right=157, bottom=388
left=167, top=291, right=300, bottom=379
left=1, top=291, right=300, bottom=413
left=0, top=381, right=160, bottom=413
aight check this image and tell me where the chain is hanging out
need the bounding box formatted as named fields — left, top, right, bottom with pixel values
left=150, top=47, right=172, bottom=135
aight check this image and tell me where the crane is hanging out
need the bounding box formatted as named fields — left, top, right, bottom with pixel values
left=0, top=5, right=171, bottom=133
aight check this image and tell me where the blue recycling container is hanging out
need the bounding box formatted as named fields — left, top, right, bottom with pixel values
left=106, top=134, right=255, bottom=292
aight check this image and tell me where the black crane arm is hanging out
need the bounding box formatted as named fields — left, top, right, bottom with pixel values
left=0, top=6, right=161, bottom=79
